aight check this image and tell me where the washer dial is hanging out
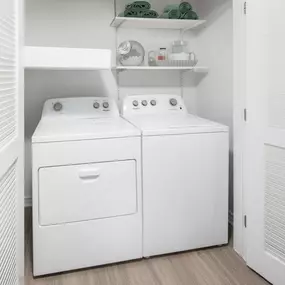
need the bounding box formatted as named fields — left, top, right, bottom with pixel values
left=93, top=102, right=100, bottom=109
left=169, top=98, right=178, bottom=106
left=142, top=100, right=148, bottom=106
left=133, top=100, right=139, bottom=107
left=103, top=102, right=109, bottom=109
left=150, top=100, right=157, bottom=106
left=53, top=102, right=63, bottom=112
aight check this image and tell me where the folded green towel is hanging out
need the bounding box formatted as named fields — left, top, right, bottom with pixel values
left=164, top=2, right=192, bottom=14
left=141, top=10, right=158, bottom=18
left=160, top=9, right=181, bottom=19
left=181, top=10, right=199, bottom=20
left=179, top=2, right=193, bottom=14
left=159, top=12, right=168, bottom=19
left=119, top=10, right=142, bottom=17
left=163, top=4, right=179, bottom=13
left=125, top=1, right=151, bottom=11
left=119, top=10, right=158, bottom=18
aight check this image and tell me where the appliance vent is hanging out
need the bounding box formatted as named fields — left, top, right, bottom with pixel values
left=0, top=15, right=16, bottom=151
left=0, top=163, right=17, bottom=285
left=265, top=145, right=285, bottom=263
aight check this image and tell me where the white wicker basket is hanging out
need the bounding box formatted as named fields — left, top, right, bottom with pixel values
left=156, top=59, right=198, bottom=67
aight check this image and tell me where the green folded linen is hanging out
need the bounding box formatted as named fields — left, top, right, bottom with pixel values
left=119, top=9, right=158, bottom=18
left=181, top=10, right=199, bottom=20
left=164, top=4, right=179, bottom=13
left=119, top=10, right=142, bottom=17
left=179, top=2, right=193, bottom=13
left=125, top=1, right=151, bottom=11
left=160, top=9, right=181, bottom=19
left=164, top=2, right=192, bottom=14
left=141, top=10, right=158, bottom=18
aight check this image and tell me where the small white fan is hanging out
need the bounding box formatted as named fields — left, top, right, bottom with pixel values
left=117, top=40, right=145, bottom=66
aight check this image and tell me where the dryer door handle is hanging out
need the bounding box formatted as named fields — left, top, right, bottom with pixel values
left=78, top=169, right=100, bottom=180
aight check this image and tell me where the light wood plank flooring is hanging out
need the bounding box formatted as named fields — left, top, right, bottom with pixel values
left=25, top=209, right=269, bottom=285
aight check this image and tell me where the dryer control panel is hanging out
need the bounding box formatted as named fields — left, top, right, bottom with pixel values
left=122, top=95, right=187, bottom=116
left=42, top=97, right=119, bottom=119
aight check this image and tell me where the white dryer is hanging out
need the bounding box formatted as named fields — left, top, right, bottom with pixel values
left=32, top=97, right=142, bottom=276
left=122, top=95, right=229, bottom=257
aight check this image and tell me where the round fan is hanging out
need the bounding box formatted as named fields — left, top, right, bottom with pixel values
left=117, top=40, right=145, bottom=66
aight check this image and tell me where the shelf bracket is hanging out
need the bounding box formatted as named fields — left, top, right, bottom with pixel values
left=182, top=21, right=206, bottom=34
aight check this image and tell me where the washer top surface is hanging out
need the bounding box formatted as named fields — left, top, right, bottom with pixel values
left=32, top=97, right=140, bottom=143
left=122, top=95, right=228, bottom=136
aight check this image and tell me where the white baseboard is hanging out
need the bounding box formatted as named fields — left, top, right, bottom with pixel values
left=229, top=210, right=233, bottom=226
left=25, top=197, right=32, bottom=207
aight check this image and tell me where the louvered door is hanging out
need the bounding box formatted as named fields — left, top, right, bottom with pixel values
left=0, top=0, right=24, bottom=285
left=245, top=1, right=285, bottom=284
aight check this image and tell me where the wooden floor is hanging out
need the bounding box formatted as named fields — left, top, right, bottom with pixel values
left=25, top=209, right=269, bottom=285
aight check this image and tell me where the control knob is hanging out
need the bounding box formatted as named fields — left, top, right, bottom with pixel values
left=103, top=102, right=109, bottom=109
left=150, top=100, right=157, bottom=106
left=53, top=102, right=63, bottom=112
left=133, top=100, right=139, bottom=107
left=170, top=98, right=178, bottom=106
left=142, top=100, right=148, bottom=106
left=93, top=102, right=100, bottom=109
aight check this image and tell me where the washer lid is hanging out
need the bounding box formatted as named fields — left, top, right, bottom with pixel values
left=124, top=114, right=229, bottom=136
left=32, top=117, right=140, bottom=143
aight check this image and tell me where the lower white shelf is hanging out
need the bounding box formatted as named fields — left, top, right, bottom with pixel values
left=24, top=46, right=112, bottom=70
left=114, top=66, right=209, bottom=72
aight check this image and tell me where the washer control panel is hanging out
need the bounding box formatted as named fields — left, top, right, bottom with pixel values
left=123, top=95, right=187, bottom=116
left=42, top=97, right=119, bottom=118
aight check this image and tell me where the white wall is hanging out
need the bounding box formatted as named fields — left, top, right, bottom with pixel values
left=25, top=0, right=115, bottom=50
left=195, top=0, right=233, bottom=214
left=24, top=0, right=200, bottom=202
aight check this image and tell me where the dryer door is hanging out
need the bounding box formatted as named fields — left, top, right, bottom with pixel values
left=38, top=160, right=137, bottom=226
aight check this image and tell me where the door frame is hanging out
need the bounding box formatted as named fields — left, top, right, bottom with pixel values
left=16, top=0, right=25, bottom=283
left=233, top=0, right=247, bottom=259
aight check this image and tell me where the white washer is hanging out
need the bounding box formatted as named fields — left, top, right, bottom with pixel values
left=122, top=94, right=229, bottom=257
left=32, top=97, right=142, bottom=276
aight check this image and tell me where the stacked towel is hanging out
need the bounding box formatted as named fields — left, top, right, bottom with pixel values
left=126, top=1, right=151, bottom=11
left=163, top=3, right=192, bottom=14
left=160, top=2, right=199, bottom=20
left=119, top=1, right=158, bottom=18
left=179, top=2, right=193, bottom=14
left=160, top=9, right=181, bottom=19
left=181, top=10, right=198, bottom=20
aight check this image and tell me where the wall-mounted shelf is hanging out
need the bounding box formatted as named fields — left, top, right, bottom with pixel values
left=111, top=17, right=206, bottom=31
left=114, top=66, right=209, bottom=73
left=24, top=46, right=112, bottom=70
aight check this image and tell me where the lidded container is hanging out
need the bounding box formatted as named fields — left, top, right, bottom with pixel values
left=172, top=40, right=188, bottom=54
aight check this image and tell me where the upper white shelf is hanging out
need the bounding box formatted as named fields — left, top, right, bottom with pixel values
left=24, top=46, right=112, bottom=70
left=110, top=17, right=206, bottom=31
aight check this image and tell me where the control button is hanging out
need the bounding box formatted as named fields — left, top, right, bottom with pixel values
left=53, top=102, right=63, bottom=112
left=142, top=100, right=148, bottom=106
left=150, top=100, right=157, bottom=106
left=93, top=102, right=100, bottom=109
left=133, top=100, right=139, bottom=107
left=103, top=102, right=109, bottom=109
left=170, top=98, right=178, bottom=106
